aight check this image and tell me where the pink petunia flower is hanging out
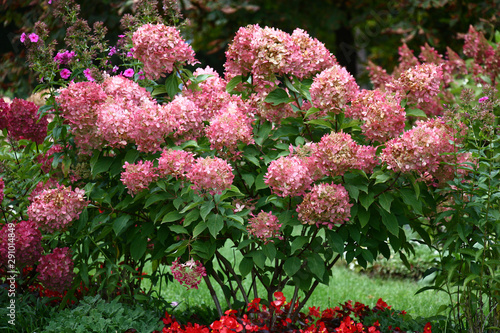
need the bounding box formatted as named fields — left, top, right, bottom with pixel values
left=28, top=33, right=39, bottom=43
left=20, top=33, right=26, bottom=43
left=60, top=68, right=71, bottom=79
left=123, top=68, right=134, bottom=78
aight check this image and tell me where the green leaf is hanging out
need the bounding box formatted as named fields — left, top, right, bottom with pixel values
left=344, top=184, right=359, bottom=201
left=359, top=192, right=375, bottom=210
left=193, top=222, right=207, bottom=238
left=145, top=193, right=170, bottom=208
left=207, top=214, right=224, bottom=238
left=358, top=207, right=370, bottom=228
left=200, top=201, right=215, bottom=221
left=255, top=173, right=267, bottom=190
left=304, top=107, right=321, bottom=119
left=284, top=257, right=302, bottom=277
left=113, top=215, right=131, bottom=236
left=326, top=230, right=344, bottom=254
left=152, top=86, right=167, bottom=96
left=239, top=257, right=253, bottom=276
left=180, top=200, right=203, bottom=213
left=264, top=88, right=290, bottom=105
left=399, top=188, right=422, bottom=214
left=262, top=243, right=277, bottom=260
left=255, top=121, right=272, bottom=145
left=242, top=174, right=255, bottom=188
left=306, top=119, right=333, bottom=129
left=226, top=75, right=242, bottom=93
left=124, top=149, right=140, bottom=164
left=252, top=251, right=266, bottom=269
left=183, top=209, right=200, bottom=227
left=162, top=211, right=184, bottom=223
left=379, top=192, right=394, bottom=213
left=130, top=237, right=147, bottom=261
left=169, top=225, right=188, bottom=234
left=378, top=207, right=399, bottom=236
left=406, top=108, right=427, bottom=118
left=307, top=253, right=325, bottom=279
left=92, top=156, right=115, bottom=177
left=165, top=73, right=180, bottom=98
left=291, top=236, right=309, bottom=254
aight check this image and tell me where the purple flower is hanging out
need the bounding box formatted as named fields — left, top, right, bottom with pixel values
left=112, top=66, right=119, bottom=73
left=60, top=69, right=71, bottom=79
left=478, top=96, right=489, bottom=103
left=123, top=68, right=134, bottom=78
left=83, top=68, right=95, bottom=82
left=28, top=33, right=39, bottom=43
left=108, top=47, right=117, bottom=57
left=20, top=33, right=26, bottom=43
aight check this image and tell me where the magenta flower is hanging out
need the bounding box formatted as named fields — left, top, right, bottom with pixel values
left=83, top=68, right=95, bottom=81
left=478, top=96, right=489, bottom=103
left=60, top=68, right=71, bottom=79
left=108, top=46, right=117, bottom=56
left=28, top=33, right=39, bottom=43
left=123, top=68, right=134, bottom=78
left=7, top=98, right=48, bottom=144
left=54, top=50, right=76, bottom=65
left=20, top=33, right=26, bottom=43
left=37, top=247, right=75, bottom=293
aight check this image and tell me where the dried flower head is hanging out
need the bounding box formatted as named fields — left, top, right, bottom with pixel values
left=247, top=211, right=282, bottom=243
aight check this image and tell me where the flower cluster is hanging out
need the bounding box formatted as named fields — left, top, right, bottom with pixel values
left=162, top=95, right=205, bottom=144
left=0, top=178, right=4, bottom=203
left=5, top=98, right=48, bottom=144
left=157, top=149, right=195, bottom=179
left=311, top=132, right=378, bottom=177
left=387, top=63, right=443, bottom=105
left=187, top=157, right=234, bottom=195
left=265, top=155, right=314, bottom=197
left=205, top=102, right=255, bottom=156
left=56, top=81, right=107, bottom=152
left=120, top=160, right=158, bottom=196
left=381, top=118, right=468, bottom=184
left=297, top=183, right=352, bottom=229
left=347, top=89, right=406, bottom=142
left=309, top=64, right=359, bottom=117
left=0, top=220, right=43, bottom=268
left=224, top=24, right=336, bottom=91
left=170, top=258, right=207, bottom=290
left=36, top=247, right=75, bottom=293
left=132, top=23, right=198, bottom=80
left=0, top=99, right=9, bottom=130
left=462, top=26, right=499, bottom=82
left=247, top=211, right=283, bottom=243
left=27, top=184, right=88, bottom=233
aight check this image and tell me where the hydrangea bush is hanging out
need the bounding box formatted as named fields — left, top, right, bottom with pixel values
left=0, top=0, right=499, bottom=331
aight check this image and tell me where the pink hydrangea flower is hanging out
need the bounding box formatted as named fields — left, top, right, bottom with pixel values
left=171, top=258, right=207, bottom=290
left=224, top=25, right=300, bottom=84
left=0, top=178, right=3, bottom=203
left=310, top=64, right=360, bottom=117
left=264, top=155, right=313, bottom=197
left=205, top=102, right=254, bottom=157
left=290, top=28, right=337, bottom=79
left=56, top=81, right=107, bottom=153
left=311, top=132, right=378, bottom=177
left=160, top=95, right=204, bottom=144
left=0, top=220, right=43, bottom=268
left=247, top=211, right=282, bottom=243
left=297, top=182, right=352, bottom=229
left=0, top=98, right=10, bottom=130
left=60, top=68, right=71, bottom=79
left=132, top=23, right=198, bottom=80
left=7, top=98, right=48, bottom=144
left=187, top=157, right=234, bottom=195
left=157, top=149, right=195, bottom=179
left=121, top=160, right=158, bottom=196
left=366, top=60, right=392, bottom=90
left=387, top=63, right=443, bottom=105
left=381, top=118, right=469, bottom=185
left=347, top=89, right=406, bottom=142
left=27, top=184, right=88, bottom=233
left=37, top=247, right=75, bottom=293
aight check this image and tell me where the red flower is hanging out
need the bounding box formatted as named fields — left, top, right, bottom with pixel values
left=375, top=298, right=391, bottom=311
left=424, top=322, right=432, bottom=332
